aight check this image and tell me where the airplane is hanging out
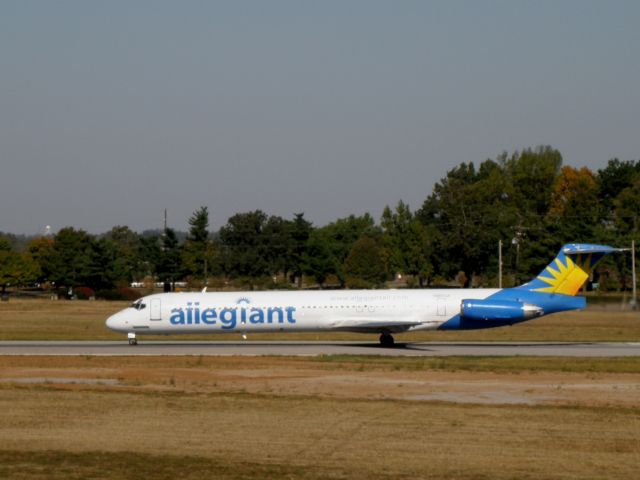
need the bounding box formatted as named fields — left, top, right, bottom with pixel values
left=106, top=243, right=620, bottom=347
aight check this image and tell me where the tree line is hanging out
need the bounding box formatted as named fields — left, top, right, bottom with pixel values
left=1, top=146, right=638, bottom=295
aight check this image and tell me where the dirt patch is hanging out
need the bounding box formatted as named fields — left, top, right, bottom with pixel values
left=208, top=369, right=640, bottom=406
left=0, top=377, right=120, bottom=385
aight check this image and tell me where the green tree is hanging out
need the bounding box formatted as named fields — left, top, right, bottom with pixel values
left=417, top=160, right=516, bottom=285
left=319, top=214, right=380, bottom=286
left=598, top=158, right=640, bottom=215
left=547, top=166, right=600, bottom=241
left=589, top=170, right=640, bottom=292
left=88, top=238, right=121, bottom=289
left=46, top=228, right=98, bottom=289
left=290, top=213, right=312, bottom=286
left=25, top=236, right=54, bottom=284
left=262, top=215, right=295, bottom=278
left=501, top=147, right=563, bottom=282
left=157, top=228, right=182, bottom=289
left=0, top=241, right=40, bottom=294
left=343, top=236, right=387, bottom=288
left=139, top=234, right=162, bottom=280
left=0, top=232, right=28, bottom=252
left=219, top=210, right=270, bottom=279
left=218, top=211, right=312, bottom=285
left=182, top=206, right=215, bottom=281
left=502, top=146, right=562, bottom=216
left=103, top=226, right=143, bottom=283
left=0, top=236, right=12, bottom=252
left=381, top=201, right=433, bottom=286
left=613, top=177, right=640, bottom=235
left=416, top=147, right=564, bottom=286
left=302, top=228, right=335, bottom=287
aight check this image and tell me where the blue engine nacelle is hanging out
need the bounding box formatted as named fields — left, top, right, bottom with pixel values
left=460, top=299, right=544, bottom=322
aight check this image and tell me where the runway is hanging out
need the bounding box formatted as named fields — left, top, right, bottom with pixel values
left=0, top=341, right=639, bottom=356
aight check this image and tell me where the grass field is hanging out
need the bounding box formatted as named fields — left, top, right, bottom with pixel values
left=0, top=355, right=639, bottom=479
left=0, top=298, right=639, bottom=342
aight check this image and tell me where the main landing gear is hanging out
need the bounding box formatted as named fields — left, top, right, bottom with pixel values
left=379, top=333, right=395, bottom=348
left=128, top=333, right=137, bottom=346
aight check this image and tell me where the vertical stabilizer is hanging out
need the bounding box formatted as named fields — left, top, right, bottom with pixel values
left=517, top=244, right=620, bottom=296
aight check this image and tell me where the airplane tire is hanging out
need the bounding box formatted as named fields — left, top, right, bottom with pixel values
left=128, top=338, right=137, bottom=346
left=379, top=333, right=395, bottom=348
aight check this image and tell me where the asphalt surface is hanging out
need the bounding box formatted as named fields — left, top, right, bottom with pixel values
left=0, top=341, right=639, bottom=356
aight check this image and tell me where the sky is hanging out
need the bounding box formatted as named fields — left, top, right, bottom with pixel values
left=1, top=1, right=639, bottom=234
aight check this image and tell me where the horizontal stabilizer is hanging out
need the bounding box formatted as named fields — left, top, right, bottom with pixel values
left=562, top=244, right=622, bottom=255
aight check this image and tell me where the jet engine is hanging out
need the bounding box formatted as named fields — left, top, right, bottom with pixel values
left=460, top=299, right=543, bottom=322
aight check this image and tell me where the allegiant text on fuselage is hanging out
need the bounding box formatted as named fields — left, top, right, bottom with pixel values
left=170, top=302, right=297, bottom=330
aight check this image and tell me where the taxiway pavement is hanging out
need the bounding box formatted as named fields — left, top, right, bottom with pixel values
left=0, top=341, right=639, bottom=356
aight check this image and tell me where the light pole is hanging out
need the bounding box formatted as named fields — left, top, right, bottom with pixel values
left=632, top=239, right=637, bottom=309
left=498, top=239, right=502, bottom=288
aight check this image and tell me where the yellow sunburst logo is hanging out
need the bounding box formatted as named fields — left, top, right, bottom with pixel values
left=534, top=254, right=594, bottom=295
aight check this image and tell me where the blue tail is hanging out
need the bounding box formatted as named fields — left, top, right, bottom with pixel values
left=517, top=243, right=620, bottom=295
left=439, top=243, right=620, bottom=331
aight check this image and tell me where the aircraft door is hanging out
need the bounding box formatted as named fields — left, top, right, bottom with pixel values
left=150, top=298, right=162, bottom=321
left=436, top=296, right=448, bottom=316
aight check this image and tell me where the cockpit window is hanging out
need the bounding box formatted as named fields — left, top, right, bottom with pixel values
left=129, top=300, right=146, bottom=311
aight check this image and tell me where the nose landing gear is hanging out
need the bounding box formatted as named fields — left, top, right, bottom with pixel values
left=128, top=333, right=137, bottom=346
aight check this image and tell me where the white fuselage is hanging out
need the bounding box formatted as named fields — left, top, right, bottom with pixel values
left=106, top=289, right=499, bottom=336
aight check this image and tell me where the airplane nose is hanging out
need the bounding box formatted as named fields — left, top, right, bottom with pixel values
left=106, top=312, right=125, bottom=331
left=105, top=314, right=116, bottom=330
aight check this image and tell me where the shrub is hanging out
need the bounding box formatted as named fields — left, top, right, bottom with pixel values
left=96, top=287, right=142, bottom=301
left=344, top=276, right=374, bottom=289
left=599, top=276, right=621, bottom=292
left=74, top=286, right=95, bottom=300
left=267, top=282, right=297, bottom=290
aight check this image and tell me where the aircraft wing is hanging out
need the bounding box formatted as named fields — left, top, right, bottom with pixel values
left=328, top=318, right=423, bottom=334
